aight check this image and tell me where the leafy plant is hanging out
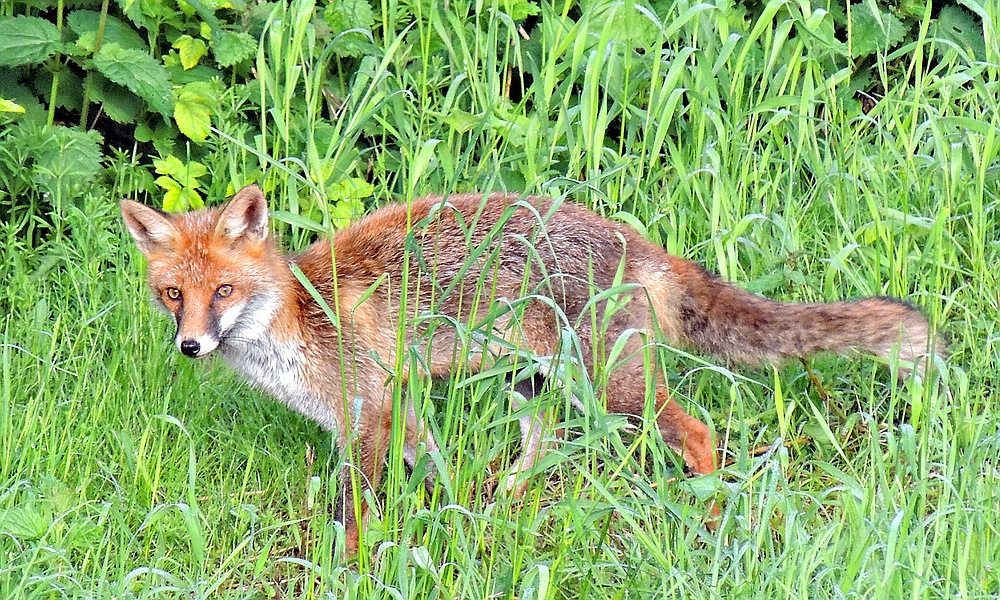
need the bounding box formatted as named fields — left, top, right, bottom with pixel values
left=154, top=155, right=208, bottom=211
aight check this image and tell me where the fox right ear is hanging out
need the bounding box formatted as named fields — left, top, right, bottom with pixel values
left=120, top=200, right=179, bottom=256
left=216, top=185, right=269, bottom=244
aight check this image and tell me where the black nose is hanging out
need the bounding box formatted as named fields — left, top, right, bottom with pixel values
left=179, top=339, right=201, bottom=357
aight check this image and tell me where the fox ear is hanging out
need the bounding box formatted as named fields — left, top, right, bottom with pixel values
left=216, top=185, right=269, bottom=243
left=121, top=200, right=179, bottom=256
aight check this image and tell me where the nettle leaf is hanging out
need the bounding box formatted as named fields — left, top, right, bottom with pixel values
left=324, top=0, right=375, bottom=32
left=68, top=10, right=148, bottom=54
left=212, top=29, right=256, bottom=67
left=92, top=43, right=173, bottom=117
left=88, top=75, right=140, bottom=123
left=174, top=82, right=215, bottom=142
left=34, top=67, right=85, bottom=112
left=0, top=502, right=51, bottom=540
left=324, top=0, right=376, bottom=57
left=116, top=0, right=151, bottom=32
left=849, top=2, right=908, bottom=58
left=167, top=63, right=223, bottom=85
left=0, top=15, right=63, bottom=67
left=933, top=6, right=986, bottom=60
left=173, top=35, right=208, bottom=70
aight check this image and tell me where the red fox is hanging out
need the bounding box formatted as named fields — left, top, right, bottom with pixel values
left=121, top=185, right=942, bottom=550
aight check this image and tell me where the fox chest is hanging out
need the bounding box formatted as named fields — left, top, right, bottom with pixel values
left=220, top=337, right=339, bottom=431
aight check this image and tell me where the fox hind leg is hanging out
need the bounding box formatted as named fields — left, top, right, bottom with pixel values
left=599, top=356, right=719, bottom=524
left=652, top=387, right=716, bottom=476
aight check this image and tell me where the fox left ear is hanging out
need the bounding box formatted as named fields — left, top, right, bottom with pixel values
left=217, top=185, right=269, bottom=243
left=121, top=200, right=180, bottom=256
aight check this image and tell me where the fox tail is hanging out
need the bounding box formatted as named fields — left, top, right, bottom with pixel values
left=667, top=258, right=944, bottom=376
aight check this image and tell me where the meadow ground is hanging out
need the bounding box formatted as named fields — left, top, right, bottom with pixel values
left=1, top=1, right=998, bottom=598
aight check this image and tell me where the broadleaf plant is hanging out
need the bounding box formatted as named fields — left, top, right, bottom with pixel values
left=0, top=15, right=63, bottom=67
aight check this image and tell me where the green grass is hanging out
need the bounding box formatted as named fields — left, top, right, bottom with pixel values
left=2, top=0, right=999, bottom=597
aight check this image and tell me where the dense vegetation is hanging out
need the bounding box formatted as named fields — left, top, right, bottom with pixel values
left=2, top=0, right=997, bottom=597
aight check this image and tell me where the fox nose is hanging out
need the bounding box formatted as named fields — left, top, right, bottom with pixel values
left=179, top=339, right=201, bottom=357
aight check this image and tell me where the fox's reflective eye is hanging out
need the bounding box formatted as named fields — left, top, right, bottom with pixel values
left=216, top=284, right=233, bottom=298
left=165, top=287, right=181, bottom=300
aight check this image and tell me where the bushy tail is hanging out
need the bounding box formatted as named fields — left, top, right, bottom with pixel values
left=668, top=258, right=944, bottom=376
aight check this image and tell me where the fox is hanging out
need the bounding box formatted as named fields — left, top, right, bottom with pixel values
left=121, top=184, right=942, bottom=551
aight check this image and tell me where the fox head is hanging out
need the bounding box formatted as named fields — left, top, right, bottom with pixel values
left=121, top=185, right=285, bottom=358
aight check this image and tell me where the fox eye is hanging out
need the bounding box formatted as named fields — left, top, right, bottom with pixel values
left=165, top=287, right=181, bottom=300
left=216, top=284, right=233, bottom=298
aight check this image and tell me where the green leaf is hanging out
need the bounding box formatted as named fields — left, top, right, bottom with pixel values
left=173, top=83, right=214, bottom=142
left=0, top=98, right=25, bottom=113
left=501, top=0, right=540, bottom=21
left=34, top=67, right=85, bottom=112
left=154, top=155, right=208, bottom=210
left=849, top=2, right=908, bottom=58
left=135, top=122, right=154, bottom=142
left=88, top=75, right=140, bottom=124
left=166, top=63, right=223, bottom=86
left=154, top=155, right=185, bottom=177
left=0, top=15, right=62, bottom=67
left=328, top=197, right=364, bottom=229
left=932, top=6, right=986, bottom=60
left=324, top=0, right=376, bottom=58
left=116, top=0, right=152, bottom=31
left=156, top=175, right=183, bottom=211
left=324, top=178, right=374, bottom=228
left=587, top=0, right=662, bottom=51
left=898, top=0, right=928, bottom=19
left=330, top=177, right=375, bottom=200
left=173, top=34, right=208, bottom=70
left=92, top=43, right=174, bottom=117
left=0, top=502, right=51, bottom=540
left=67, top=10, right=148, bottom=54
left=324, top=0, right=375, bottom=33
left=148, top=121, right=178, bottom=157
left=441, top=109, right=482, bottom=134
left=212, top=29, right=256, bottom=67
left=154, top=155, right=207, bottom=180
left=156, top=175, right=205, bottom=212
